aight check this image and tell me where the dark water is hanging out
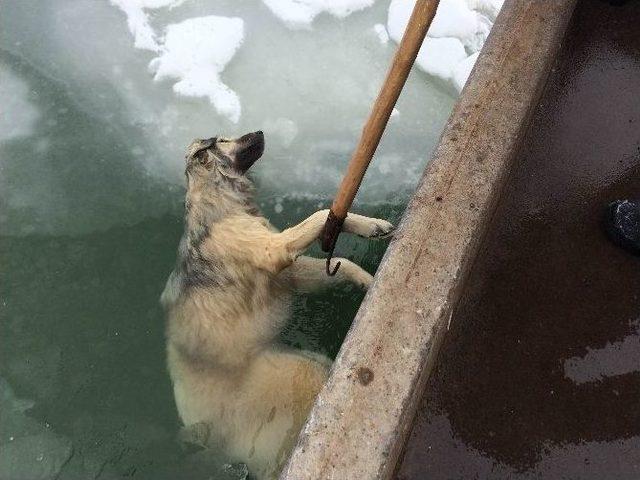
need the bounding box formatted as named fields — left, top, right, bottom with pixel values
left=0, top=209, right=395, bottom=479
left=397, top=1, right=640, bottom=478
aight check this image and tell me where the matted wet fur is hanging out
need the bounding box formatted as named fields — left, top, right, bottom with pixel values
left=161, top=132, right=394, bottom=479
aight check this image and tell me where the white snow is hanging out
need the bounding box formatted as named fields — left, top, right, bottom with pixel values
left=467, top=0, right=505, bottom=19
left=149, top=16, right=245, bottom=123
left=261, top=0, right=375, bottom=29
left=107, top=0, right=504, bottom=129
left=416, top=37, right=468, bottom=84
left=109, top=0, right=186, bottom=51
left=426, top=0, right=492, bottom=52
left=110, top=1, right=245, bottom=123
left=387, top=0, right=504, bottom=91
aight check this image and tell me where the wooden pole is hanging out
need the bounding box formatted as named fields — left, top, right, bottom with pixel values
left=321, top=0, right=440, bottom=271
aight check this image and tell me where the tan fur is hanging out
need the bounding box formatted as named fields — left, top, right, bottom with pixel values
left=162, top=134, right=393, bottom=479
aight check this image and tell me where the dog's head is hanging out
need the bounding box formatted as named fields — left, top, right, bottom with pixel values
left=184, top=131, right=265, bottom=184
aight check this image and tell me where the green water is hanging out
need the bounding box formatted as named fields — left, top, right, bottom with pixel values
left=0, top=52, right=408, bottom=479
left=1, top=212, right=399, bottom=479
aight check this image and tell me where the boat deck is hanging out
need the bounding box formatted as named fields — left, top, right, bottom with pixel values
left=397, top=1, right=640, bottom=478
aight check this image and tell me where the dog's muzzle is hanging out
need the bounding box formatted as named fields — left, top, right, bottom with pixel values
left=234, top=131, right=264, bottom=173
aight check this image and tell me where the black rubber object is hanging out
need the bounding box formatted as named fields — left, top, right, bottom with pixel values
left=604, top=200, right=640, bottom=256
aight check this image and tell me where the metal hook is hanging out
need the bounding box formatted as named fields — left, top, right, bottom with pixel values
left=321, top=209, right=345, bottom=276
left=325, top=240, right=341, bottom=276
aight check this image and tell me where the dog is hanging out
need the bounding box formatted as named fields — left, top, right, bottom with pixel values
left=161, top=131, right=394, bottom=479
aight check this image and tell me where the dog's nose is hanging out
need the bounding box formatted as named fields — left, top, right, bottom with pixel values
left=255, top=130, right=263, bottom=136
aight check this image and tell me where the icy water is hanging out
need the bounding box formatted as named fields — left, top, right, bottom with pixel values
left=0, top=1, right=458, bottom=478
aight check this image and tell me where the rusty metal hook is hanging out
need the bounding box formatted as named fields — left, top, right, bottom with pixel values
left=321, top=209, right=345, bottom=276
left=325, top=242, right=341, bottom=276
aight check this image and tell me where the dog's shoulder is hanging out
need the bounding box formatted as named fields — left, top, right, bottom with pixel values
left=202, top=214, right=278, bottom=254
left=161, top=212, right=279, bottom=309
left=161, top=218, right=230, bottom=308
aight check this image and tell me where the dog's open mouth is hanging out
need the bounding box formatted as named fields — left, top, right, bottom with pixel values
left=234, top=131, right=264, bottom=173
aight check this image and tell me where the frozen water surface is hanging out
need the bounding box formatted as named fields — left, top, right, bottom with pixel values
left=0, top=0, right=501, bottom=477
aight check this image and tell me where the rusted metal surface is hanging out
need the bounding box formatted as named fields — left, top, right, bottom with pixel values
left=280, top=1, right=578, bottom=478
left=397, top=1, right=640, bottom=478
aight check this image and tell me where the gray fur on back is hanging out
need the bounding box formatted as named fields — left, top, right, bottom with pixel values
left=161, top=138, right=260, bottom=309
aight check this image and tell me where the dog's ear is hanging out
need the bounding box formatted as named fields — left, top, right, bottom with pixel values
left=186, top=138, right=216, bottom=170
left=187, top=138, right=214, bottom=157
left=194, top=149, right=215, bottom=168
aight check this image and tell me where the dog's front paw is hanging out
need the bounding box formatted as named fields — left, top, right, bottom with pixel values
left=364, top=218, right=395, bottom=239
left=339, top=260, right=373, bottom=289
left=354, top=270, right=374, bottom=289
left=345, top=214, right=395, bottom=239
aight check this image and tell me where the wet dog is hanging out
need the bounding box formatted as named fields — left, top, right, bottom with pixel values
left=161, top=132, right=393, bottom=479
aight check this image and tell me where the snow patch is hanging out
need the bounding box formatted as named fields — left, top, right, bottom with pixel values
left=110, top=2, right=244, bottom=123
left=262, top=0, right=375, bottom=29
left=416, top=37, right=467, bottom=84
left=149, top=16, right=245, bottom=123
left=426, top=0, right=492, bottom=52
left=109, top=0, right=186, bottom=51
left=387, top=0, right=504, bottom=91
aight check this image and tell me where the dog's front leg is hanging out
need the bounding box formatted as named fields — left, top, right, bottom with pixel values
left=263, top=210, right=326, bottom=273
left=270, top=210, right=394, bottom=273
left=286, top=256, right=373, bottom=291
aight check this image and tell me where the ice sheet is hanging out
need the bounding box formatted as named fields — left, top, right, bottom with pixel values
left=149, top=16, right=245, bottom=123
left=109, top=0, right=187, bottom=51
left=261, top=0, right=375, bottom=28
left=0, top=65, right=40, bottom=142
left=387, top=0, right=504, bottom=91
left=0, top=0, right=507, bottom=235
left=108, top=0, right=504, bottom=126
left=0, top=0, right=460, bottom=238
